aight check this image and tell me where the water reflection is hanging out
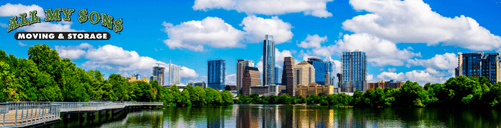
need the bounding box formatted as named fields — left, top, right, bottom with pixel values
left=42, top=105, right=501, bottom=128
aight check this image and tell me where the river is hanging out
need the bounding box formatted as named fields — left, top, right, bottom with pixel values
left=42, top=104, right=501, bottom=128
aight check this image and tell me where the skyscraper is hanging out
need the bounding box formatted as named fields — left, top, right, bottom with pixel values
left=237, top=59, right=254, bottom=94
left=242, top=67, right=261, bottom=95
left=169, top=62, right=181, bottom=85
left=325, top=61, right=336, bottom=85
left=342, top=50, right=367, bottom=92
left=208, top=60, right=225, bottom=90
left=152, top=65, right=165, bottom=85
left=282, top=57, right=295, bottom=96
left=456, top=52, right=501, bottom=84
left=263, top=35, right=275, bottom=86
left=307, top=57, right=326, bottom=85
left=293, top=61, right=315, bottom=87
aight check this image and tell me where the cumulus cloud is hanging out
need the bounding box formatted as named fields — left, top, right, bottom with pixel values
left=344, top=0, right=501, bottom=50
left=18, top=41, right=27, bottom=47
left=162, top=17, right=244, bottom=51
left=0, top=3, right=44, bottom=17
left=193, top=0, right=333, bottom=18
left=241, top=16, right=293, bottom=44
left=298, top=34, right=327, bottom=49
left=376, top=69, right=450, bottom=85
left=54, top=43, right=200, bottom=85
left=406, top=53, right=458, bottom=70
left=55, top=43, right=92, bottom=60
left=312, top=33, right=421, bottom=66
left=226, top=73, right=236, bottom=85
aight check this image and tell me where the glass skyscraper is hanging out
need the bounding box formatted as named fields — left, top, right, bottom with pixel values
left=307, top=57, right=326, bottom=85
left=325, top=60, right=336, bottom=86
left=263, top=35, right=275, bottom=86
left=208, top=60, right=225, bottom=90
left=274, top=67, right=279, bottom=85
left=456, top=52, right=500, bottom=83
left=342, top=50, right=366, bottom=92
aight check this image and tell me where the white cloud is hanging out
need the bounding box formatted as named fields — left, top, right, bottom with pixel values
left=376, top=69, right=451, bottom=86
left=193, top=0, right=334, bottom=18
left=241, top=16, right=293, bottom=44
left=387, top=67, right=397, bottom=72
left=162, top=17, right=244, bottom=51
left=298, top=34, right=327, bottom=49
left=406, top=53, right=458, bottom=70
left=344, top=0, right=501, bottom=50
left=162, top=16, right=293, bottom=52
left=55, top=43, right=92, bottom=60
left=313, top=33, right=421, bottom=66
left=0, top=22, right=7, bottom=27
left=180, top=66, right=199, bottom=78
left=18, top=41, right=26, bottom=47
left=0, top=3, right=44, bottom=17
left=18, top=22, right=81, bottom=32
left=226, top=73, right=236, bottom=85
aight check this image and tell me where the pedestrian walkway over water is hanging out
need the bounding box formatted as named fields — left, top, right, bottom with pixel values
left=0, top=101, right=163, bottom=127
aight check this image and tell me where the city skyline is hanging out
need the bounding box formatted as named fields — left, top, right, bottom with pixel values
left=2, top=0, right=501, bottom=86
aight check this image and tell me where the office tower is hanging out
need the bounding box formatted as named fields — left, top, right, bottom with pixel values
left=242, top=67, right=261, bottom=95
left=169, top=62, right=181, bottom=85
left=208, top=60, right=225, bottom=90
left=342, top=50, right=367, bottom=92
left=152, top=65, right=165, bottom=85
left=325, top=61, right=336, bottom=85
left=263, top=35, right=275, bottom=86
left=307, top=57, right=326, bottom=85
left=274, top=67, right=279, bottom=84
left=188, top=81, right=206, bottom=88
left=131, top=74, right=140, bottom=80
left=456, top=52, right=501, bottom=84
left=282, top=57, right=295, bottom=96
left=237, top=59, right=255, bottom=94
left=293, top=61, right=315, bottom=87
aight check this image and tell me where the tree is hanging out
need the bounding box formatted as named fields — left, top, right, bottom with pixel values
left=221, top=90, right=234, bottom=105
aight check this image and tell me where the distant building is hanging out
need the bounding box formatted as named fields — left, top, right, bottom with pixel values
left=342, top=50, right=367, bottom=92
left=208, top=60, right=225, bottom=90
left=263, top=35, right=275, bottom=86
left=367, top=80, right=405, bottom=90
left=225, top=85, right=237, bottom=91
left=169, top=62, right=181, bottom=85
left=188, top=81, right=206, bottom=88
left=249, top=85, right=286, bottom=96
left=456, top=52, right=501, bottom=84
left=152, top=65, right=165, bottom=85
left=295, top=83, right=334, bottom=97
left=325, top=61, right=336, bottom=85
left=242, top=67, right=261, bottom=95
left=307, top=57, right=327, bottom=85
left=237, top=59, right=254, bottom=94
left=131, top=74, right=141, bottom=80
left=128, top=77, right=148, bottom=83
left=293, top=61, right=315, bottom=87
left=282, top=57, right=295, bottom=96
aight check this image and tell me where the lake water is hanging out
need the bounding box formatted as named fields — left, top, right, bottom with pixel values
left=43, top=104, right=501, bottom=128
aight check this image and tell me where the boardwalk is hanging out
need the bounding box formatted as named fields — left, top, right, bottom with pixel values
left=0, top=101, right=163, bottom=127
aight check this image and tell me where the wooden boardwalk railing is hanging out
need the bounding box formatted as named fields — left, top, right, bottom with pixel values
left=0, top=101, right=163, bottom=127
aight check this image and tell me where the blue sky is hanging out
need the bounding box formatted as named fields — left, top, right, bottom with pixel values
left=1, top=0, right=501, bottom=86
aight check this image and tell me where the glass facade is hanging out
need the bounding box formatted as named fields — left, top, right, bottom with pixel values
left=342, top=51, right=367, bottom=92
left=325, top=61, right=336, bottom=86
left=307, top=58, right=326, bottom=85
left=208, top=60, right=225, bottom=90
left=458, top=52, right=499, bottom=83
left=263, top=35, right=275, bottom=85
left=274, top=67, right=279, bottom=85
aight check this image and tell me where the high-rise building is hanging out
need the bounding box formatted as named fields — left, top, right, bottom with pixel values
left=208, top=60, right=225, bottom=90
left=282, top=57, right=296, bottom=96
left=188, top=81, right=206, bottom=88
left=152, top=65, right=165, bottom=85
left=242, top=67, right=261, bottom=95
left=456, top=52, right=501, bottom=83
left=342, top=50, right=367, bottom=92
left=274, top=67, right=279, bottom=84
left=293, top=61, right=315, bottom=87
left=131, top=74, right=141, bottom=80
left=169, top=62, right=181, bottom=85
left=307, top=57, right=327, bottom=85
left=237, top=59, right=254, bottom=94
left=263, top=35, right=275, bottom=86
left=325, top=61, right=336, bottom=85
